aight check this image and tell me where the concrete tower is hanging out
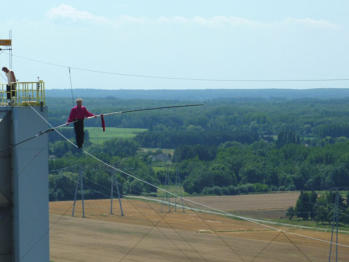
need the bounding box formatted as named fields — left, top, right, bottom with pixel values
left=0, top=82, right=49, bottom=262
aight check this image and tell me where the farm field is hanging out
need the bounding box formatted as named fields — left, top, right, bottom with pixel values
left=50, top=198, right=349, bottom=262
left=85, top=127, right=147, bottom=144
left=185, top=192, right=300, bottom=219
left=140, top=147, right=175, bottom=156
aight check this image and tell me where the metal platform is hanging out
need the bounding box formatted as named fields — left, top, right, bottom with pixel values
left=0, top=81, right=45, bottom=107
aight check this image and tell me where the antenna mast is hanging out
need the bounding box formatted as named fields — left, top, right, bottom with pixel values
left=9, top=30, right=12, bottom=69
left=0, top=33, right=12, bottom=69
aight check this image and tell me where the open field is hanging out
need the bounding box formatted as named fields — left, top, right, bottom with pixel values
left=85, top=127, right=147, bottom=144
left=140, top=147, right=175, bottom=156
left=185, top=192, right=300, bottom=219
left=50, top=198, right=349, bottom=262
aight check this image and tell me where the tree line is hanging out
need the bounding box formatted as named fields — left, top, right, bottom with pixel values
left=177, top=135, right=349, bottom=195
left=47, top=97, right=349, bottom=201
left=286, top=191, right=349, bottom=224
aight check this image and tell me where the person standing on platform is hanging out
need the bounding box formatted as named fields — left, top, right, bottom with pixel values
left=66, top=98, right=95, bottom=148
left=2, top=67, right=16, bottom=104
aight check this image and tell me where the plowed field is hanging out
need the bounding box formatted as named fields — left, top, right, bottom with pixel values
left=185, top=192, right=300, bottom=219
left=50, top=197, right=349, bottom=262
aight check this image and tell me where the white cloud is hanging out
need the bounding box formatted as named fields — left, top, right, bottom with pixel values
left=46, top=4, right=338, bottom=30
left=193, top=16, right=261, bottom=27
left=155, top=16, right=261, bottom=27
left=46, top=5, right=263, bottom=28
left=157, top=16, right=189, bottom=24
left=285, top=18, right=339, bottom=30
left=114, top=15, right=146, bottom=25
left=46, top=4, right=108, bottom=24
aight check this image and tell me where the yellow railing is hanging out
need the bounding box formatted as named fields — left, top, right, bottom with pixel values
left=0, top=81, right=46, bottom=106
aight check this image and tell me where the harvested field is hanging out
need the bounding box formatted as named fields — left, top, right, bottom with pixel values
left=185, top=192, right=300, bottom=219
left=50, top=198, right=349, bottom=262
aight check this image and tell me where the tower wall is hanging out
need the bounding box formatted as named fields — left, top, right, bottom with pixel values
left=0, top=106, right=49, bottom=262
left=0, top=110, right=12, bottom=262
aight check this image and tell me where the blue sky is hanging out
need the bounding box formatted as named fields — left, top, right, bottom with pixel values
left=1, top=0, right=349, bottom=90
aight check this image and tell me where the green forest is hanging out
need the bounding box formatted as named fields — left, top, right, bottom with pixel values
left=47, top=92, right=349, bottom=223
left=287, top=191, right=349, bottom=225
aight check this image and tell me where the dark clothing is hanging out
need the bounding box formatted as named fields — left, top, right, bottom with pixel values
left=6, top=84, right=16, bottom=100
left=74, top=119, right=85, bottom=148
